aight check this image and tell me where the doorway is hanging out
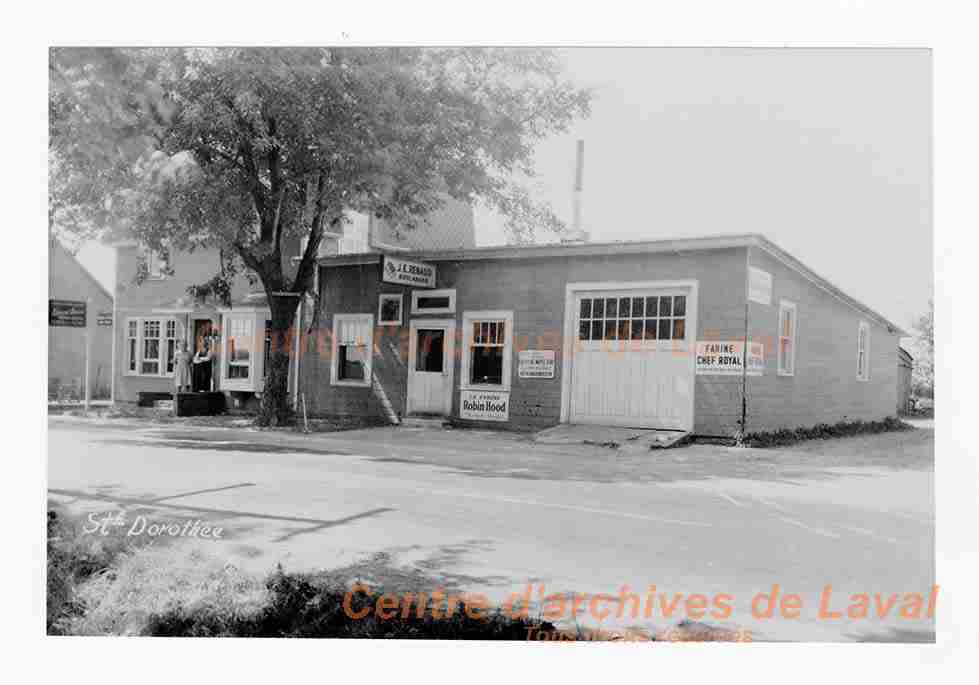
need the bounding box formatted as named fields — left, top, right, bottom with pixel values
left=192, top=319, right=215, bottom=392
left=407, top=319, right=456, bottom=416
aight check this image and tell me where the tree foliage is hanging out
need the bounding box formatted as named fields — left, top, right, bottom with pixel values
left=49, top=47, right=591, bottom=423
left=911, top=298, right=934, bottom=398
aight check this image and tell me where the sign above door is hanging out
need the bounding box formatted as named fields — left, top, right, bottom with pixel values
left=382, top=256, right=437, bottom=288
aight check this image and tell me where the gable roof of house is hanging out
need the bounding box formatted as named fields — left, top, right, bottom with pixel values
left=319, top=232, right=908, bottom=336
left=49, top=238, right=113, bottom=303
left=369, top=197, right=476, bottom=251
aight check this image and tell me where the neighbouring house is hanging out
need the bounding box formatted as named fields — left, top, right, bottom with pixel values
left=897, top=345, right=913, bottom=415
left=109, top=201, right=475, bottom=409
left=306, top=234, right=908, bottom=437
left=48, top=239, right=114, bottom=401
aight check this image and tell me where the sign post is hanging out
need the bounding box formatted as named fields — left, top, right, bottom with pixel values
left=84, top=298, right=92, bottom=411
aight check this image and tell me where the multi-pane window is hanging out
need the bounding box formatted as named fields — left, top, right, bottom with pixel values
left=778, top=300, right=797, bottom=376
left=577, top=294, right=687, bottom=342
left=226, top=317, right=252, bottom=379
left=127, top=320, right=138, bottom=372
left=141, top=320, right=162, bottom=374
left=332, top=314, right=373, bottom=385
left=165, top=320, right=177, bottom=374
left=857, top=321, right=870, bottom=381
left=469, top=319, right=507, bottom=385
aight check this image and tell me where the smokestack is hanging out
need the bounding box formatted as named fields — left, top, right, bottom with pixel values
left=564, top=139, right=589, bottom=243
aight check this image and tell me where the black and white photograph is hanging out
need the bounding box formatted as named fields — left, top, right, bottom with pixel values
left=12, top=1, right=978, bottom=678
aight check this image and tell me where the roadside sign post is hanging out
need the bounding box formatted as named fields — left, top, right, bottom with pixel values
left=84, top=297, right=92, bottom=411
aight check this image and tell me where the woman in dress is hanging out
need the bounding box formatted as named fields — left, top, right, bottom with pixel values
left=174, top=341, right=194, bottom=393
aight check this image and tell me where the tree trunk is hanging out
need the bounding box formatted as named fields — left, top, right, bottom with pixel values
left=257, top=296, right=298, bottom=426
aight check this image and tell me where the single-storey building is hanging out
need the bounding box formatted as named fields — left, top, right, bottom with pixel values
left=299, top=233, right=908, bottom=437
left=897, top=345, right=913, bottom=415
left=49, top=239, right=114, bottom=400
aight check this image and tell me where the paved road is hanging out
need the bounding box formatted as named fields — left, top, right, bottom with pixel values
left=47, top=417, right=935, bottom=642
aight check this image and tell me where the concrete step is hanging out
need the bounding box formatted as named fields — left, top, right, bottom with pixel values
left=400, top=415, right=448, bottom=429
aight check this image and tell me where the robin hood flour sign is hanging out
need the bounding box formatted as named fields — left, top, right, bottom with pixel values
left=382, top=256, right=436, bottom=288
left=460, top=390, right=510, bottom=422
left=696, top=341, right=765, bottom=376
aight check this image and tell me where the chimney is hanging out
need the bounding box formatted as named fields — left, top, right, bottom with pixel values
left=563, top=139, right=589, bottom=243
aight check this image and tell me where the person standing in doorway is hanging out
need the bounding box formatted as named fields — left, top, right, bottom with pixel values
left=193, top=335, right=213, bottom=392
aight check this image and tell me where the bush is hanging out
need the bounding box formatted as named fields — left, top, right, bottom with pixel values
left=743, top=416, right=914, bottom=448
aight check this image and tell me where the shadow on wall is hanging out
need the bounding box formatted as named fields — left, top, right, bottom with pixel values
left=49, top=365, right=111, bottom=401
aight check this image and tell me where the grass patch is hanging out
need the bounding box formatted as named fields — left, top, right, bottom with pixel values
left=743, top=416, right=914, bottom=448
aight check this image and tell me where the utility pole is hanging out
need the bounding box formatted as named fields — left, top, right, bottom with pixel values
left=83, top=297, right=93, bottom=411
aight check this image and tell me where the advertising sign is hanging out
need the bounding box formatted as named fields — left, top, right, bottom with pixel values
left=382, top=256, right=437, bottom=288
left=518, top=350, right=556, bottom=379
left=695, top=341, right=764, bottom=376
left=460, top=390, right=510, bottom=422
left=748, top=267, right=773, bottom=305
left=97, top=311, right=113, bottom=327
left=49, top=299, right=87, bottom=327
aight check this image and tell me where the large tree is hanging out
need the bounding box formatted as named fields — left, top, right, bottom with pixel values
left=50, top=47, right=591, bottom=424
left=911, top=299, right=934, bottom=399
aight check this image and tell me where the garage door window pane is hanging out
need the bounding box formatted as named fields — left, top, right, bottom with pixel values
left=618, top=319, right=630, bottom=340
left=631, top=319, right=643, bottom=340
left=645, top=297, right=658, bottom=317
left=632, top=297, right=644, bottom=317
left=673, top=295, right=686, bottom=317
left=644, top=319, right=657, bottom=340
left=658, top=318, right=672, bottom=340
left=605, top=298, right=617, bottom=318
left=603, top=320, right=617, bottom=340
left=579, top=321, right=590, bottom=340
left=659, top=296, right=673, bottom=317
left=673, top=318, right=686, bottom=340
left=590, top=321, right=603, bottom=340
left=580, top=299, right=592, bottom=319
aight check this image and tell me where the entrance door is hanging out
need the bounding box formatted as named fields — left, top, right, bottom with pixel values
left=407, top=319, right=456, bottom=416
left=569, top=287, right=695, bottom=430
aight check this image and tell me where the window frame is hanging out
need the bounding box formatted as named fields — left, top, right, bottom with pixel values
left=331, top=313, right=374, bottom=388
left=411, top=288, right=456, bottom=315
left=377, top=293, right=404, bottom=326
left=224, top=315, right=255, bottom=381
left=856, top=321, right=871, bottom=382
left=777, top=299, right=798, bottom=377
left=124, top=316, right=176, bottom=377
left=460, top=310, right=514, bottom=392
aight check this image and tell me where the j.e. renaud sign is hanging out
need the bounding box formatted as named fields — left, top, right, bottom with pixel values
left=382, top=256, right=437, bottom=288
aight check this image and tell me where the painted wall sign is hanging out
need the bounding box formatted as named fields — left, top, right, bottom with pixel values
left=97, top=311, right=113, bottom=327
left=695, top=341, right=764, bottom=376
left=49, top=299, right=86, bottom=327
left=382, top=256, right=437, bottom=288
left=748, top=267, right=773, bottom=305
left=518, top=350, right=556, bottom=379
left=460, top=390, right=510, bottom=422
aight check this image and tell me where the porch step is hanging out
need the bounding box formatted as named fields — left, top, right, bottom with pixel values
left=400, top=415, right=449, bottom=429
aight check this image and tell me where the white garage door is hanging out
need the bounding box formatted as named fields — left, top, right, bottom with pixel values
left=569, top=288, right=694, bottom=430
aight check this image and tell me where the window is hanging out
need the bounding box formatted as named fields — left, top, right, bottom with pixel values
left=461, top=311, right=513, bottom=390
left=126, top=317, right=175, bottom=376
left=777, top=300, right=797, bottom=376
left=378, top=293, right=403, bottom=326
left=411, top=289, right=455, bottom=315
left=226, top=317, right=253, bottom=380
left=332, top=314, right=374, bottom=386
left=165, top=320, right=177, bottom=374
left=144, top=249, right=169, bottom=280
left=857, top=321, right=871, bottom=381
left=127, top=320, right=137, bottom=372
left=576, top=294, right=687, bottom=342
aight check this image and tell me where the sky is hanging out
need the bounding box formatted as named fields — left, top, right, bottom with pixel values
left=76, top=47, right=932, bottom=330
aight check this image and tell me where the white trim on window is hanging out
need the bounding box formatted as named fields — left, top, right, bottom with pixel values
left=411, top=289, right=456, bottom=315
left=331, top=313, right=374, bottom=387
left=224, top=315, right=255, bottom=383
left=124, top=316, right=176, bottom=377
left=856, top=321, right=871, bottom=381
left=460, top=310, right=514, bottom=392
left=377, top=293, right=404, bottom=326
left=777, top=299, right=798, bottom=377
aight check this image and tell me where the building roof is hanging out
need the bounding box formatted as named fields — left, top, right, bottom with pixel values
left=49, top=239, right=113, bottom=303
left=318, top=232, right=908, bottom=336
left=370, top=198, right=476, bottom=251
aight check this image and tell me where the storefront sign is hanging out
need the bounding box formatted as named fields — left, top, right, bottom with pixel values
left=748, top=267, right=772, bottom=305
left=97, top=311, right=113, bottom=327
left=382, top=256, right=437, bottom=288
left=49, top=299, right=86, bottom=327
left=695, top=341, right=764, bottom=376
left=518, top=350, right=556, bottom=379
left=460, top=390, right=510, bottom=422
